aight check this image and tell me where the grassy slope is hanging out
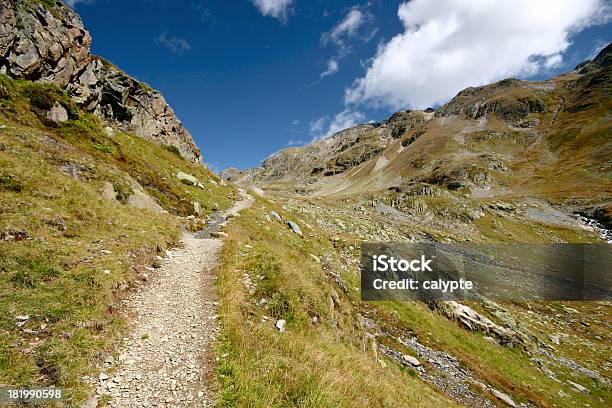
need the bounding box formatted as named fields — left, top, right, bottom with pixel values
left=215, top=196, right=457, bottom=407
left=292, top=63, right=611, bottom=220
left=0, top=75, right=234, bottom=404
left=218, top=56, right=611, bottom=407
left=215, top=192, right=611, bottom=407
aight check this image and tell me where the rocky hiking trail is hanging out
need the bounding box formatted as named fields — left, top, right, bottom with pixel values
left=88, top=191, right=254, bottom=407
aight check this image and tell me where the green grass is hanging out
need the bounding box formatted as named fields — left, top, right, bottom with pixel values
left=55, top=116, right=234, bottom=215
left=214, top=196, right=456, bottom=407
left=162, top=144, right=183, bottom=158
left=0, top=74, right=235, bottom=404
left=232, top=191, right=612, bottom=408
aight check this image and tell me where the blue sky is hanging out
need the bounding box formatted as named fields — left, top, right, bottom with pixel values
left=70, top=0, right=611, bottom=171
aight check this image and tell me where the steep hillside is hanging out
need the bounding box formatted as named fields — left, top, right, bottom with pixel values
left=0, top=1, right=236, bottom=404
left=0, top=73, right=235, bottom=405
left=236, top=110, right=430, bottom=185
left=0, top=0, right=202, bottom=162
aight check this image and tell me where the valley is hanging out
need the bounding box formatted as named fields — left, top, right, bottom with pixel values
left=0, top=1, right=610, bottom=407
left=215, top=42, right=612, bottom=407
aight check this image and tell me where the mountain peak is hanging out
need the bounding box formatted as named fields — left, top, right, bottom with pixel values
left=593, top=42, right=612, bottom=66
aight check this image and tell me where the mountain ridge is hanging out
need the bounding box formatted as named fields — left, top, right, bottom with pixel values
left=1, top=3, right=611, bottom=407
left=235, top=43, right=611, bottom=226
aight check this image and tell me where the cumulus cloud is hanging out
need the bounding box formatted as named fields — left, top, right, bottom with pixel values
left=345, top=0, right=610, bottom=110
left=321, top=59, right=339, bottom=78
left=155, top=32, right=191, bottom=55
left=251, top=0, right=294, bottom=23
left=310, top=109, right=365, bottom=140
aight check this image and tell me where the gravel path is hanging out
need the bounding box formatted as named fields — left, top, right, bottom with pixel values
left=91, top=193, right=253, bottom=407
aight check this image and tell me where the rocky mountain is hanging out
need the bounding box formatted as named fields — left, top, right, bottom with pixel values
left=245, top=43, right=612, bottom=227
left=1, top=3, right=610, bottom=407
left=236, top=109, right=430, bottom=185
left=0, top=0, right=201, bottom=162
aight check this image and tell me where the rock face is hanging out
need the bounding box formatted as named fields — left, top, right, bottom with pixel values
left=241, top=110, right=431, bottom=185
left=0, top=0, right=91, bottom=86
left=219, top=167, right=242, bottom=181
left=0, top=0, right=201, bottom=162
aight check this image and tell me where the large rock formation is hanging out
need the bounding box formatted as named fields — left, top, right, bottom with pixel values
left=0, top=0, right=201, bottom=162
left=241, top=110, right=431, bottom=185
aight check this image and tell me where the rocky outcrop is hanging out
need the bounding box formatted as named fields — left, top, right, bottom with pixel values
left=247, top=110, right=432, bottom=184
left=219, top=167, right=242, bottom=181
left=0, top=0, right=91, bottom=86
left=435, top=78, right=546, bottom=125
left=0, top=0, right=201, bottom=162
left=430, top=301, right=522, bottom=346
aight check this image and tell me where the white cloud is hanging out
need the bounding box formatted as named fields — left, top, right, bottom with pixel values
left=155, top=32, right=191, bottom=55
left=322, top=9, right=366, bottom=47
left=321, top=59, right=339, bottom=78
left=544, top=54, right=563, bottom=69
left=345, top=0, right=610, bottom=110
left=319, top=7, right=375, bottom=78
left=287, top=139, right=304, bottom=146
left=309, top=116, right=327, bottom=136
left=310, top=109, right=365, bottom=140
left=327, top=109, right=364, bottom=137
left=322, top=8, right=374, bottom=54
left=251, top=0, right=294, bottom=23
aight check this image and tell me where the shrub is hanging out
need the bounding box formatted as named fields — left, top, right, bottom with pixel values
left=23, top=84, right=60, bottom=111
left=139, top=82, right=154, bottom=93
left=0, top=174, right=23, bottom=192
left=112, top=181, right=133, bottom=204
left=163, top=144, right=182, bottom=158
left=94, top=143, right=113, bottom=154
